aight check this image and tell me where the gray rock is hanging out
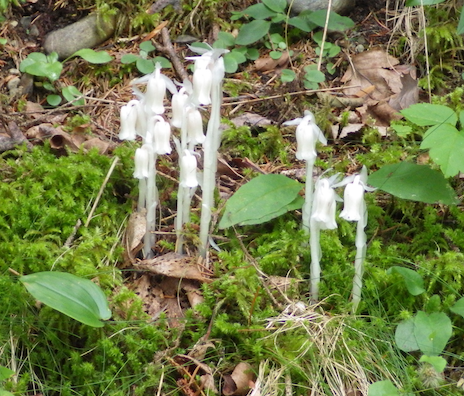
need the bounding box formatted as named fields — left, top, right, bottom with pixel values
left=43, top=13, right=116, bottom=59
left=287, top=0, right=355, bottom=15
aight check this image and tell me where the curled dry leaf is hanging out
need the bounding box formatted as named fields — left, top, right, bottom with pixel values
left=223, top=362, right=255, bottom=396
left=254, top=52, right=290, bottom=72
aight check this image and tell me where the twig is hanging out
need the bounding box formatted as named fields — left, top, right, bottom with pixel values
left=155, top=27, right=190, bottom=82
left=64, top=219, right=82, bottom=247
left=85, top=156, right=119, bottom=227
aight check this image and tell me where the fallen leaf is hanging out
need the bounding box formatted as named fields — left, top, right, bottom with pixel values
left=229, top=113, right=273, bottom=128
left=223, top=362, right=255, bottom=396
left=254, top=52, right=290, bottom=72
left=338, top=123, right=364, bottom=139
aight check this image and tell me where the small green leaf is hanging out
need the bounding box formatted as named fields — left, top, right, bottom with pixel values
left=368, top=162, right=458, bottom=205
left=458, top=6, right=464, bottom=35
left=121, top=54, right=140, bottom=64
left=62, top=86, right=85, bottom=106
left=307, top=10, right=355, bottom=31
left=406, top=0, right=445, bottom=5
left=246, top=48, right=260, bottom=60
left=216, top=31, right=236, bottom=47
left=395, top=318, right=419, bottom=352
left=46, top=94, right=62, bottom=106
left=281, top=69, right=296, bottom=82
left=450, top=297, right=464, bottom=318
left=368, top=380, right=400, bottom=396
left=391, top=123, right=413, bottom=138
left=304, top=68, right=326, bottom=83
left=421, top=124, right=464, bottom=177
left=136, top=58, right=156, bottom=74
left=288, top=16, right=314, bottom=32
left=0, top=390, right=15, bottom=396
left=414, top=311, right=452, bottom=356
left=270, top=51, right=282, bottom=59
left=223, top=53, right=239, bottom=73
left=72, top=49, right=113, bottom=64
left=0, top=38, right=7, bottom=45
left=0, top=366, right=14, bottom=381
left=401, top=103, right=457, bottom=126
left=388, top=266, right=425, bottom=296
left=241, top=3, right=277, bottom=19
left=20, top=271, right=111, bottom=327
left=235, top=20, right=271, bottom=46
left=139, top=41, right=156, bottom=52
left=419, top=355, right=447, bottom=373
left=219, top=174, right=303, bottom=229
left=152, top=56, right=172, bottom=69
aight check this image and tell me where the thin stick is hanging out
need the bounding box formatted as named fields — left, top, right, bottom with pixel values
left=85, top=156, right=119, bottom=227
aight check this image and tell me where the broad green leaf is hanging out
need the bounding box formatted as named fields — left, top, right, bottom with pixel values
left=391, top=123, right=413, bottom=138
left=235, top=20, right=271, bottom=45
left=414, top=311, right=451, bottom=356
left=395, top=318, right=419, bottom=352
left=458, top=6, right=464, bottom=35
left=281, top=69, right=296, bottom=82
left=450, top=297, right=464, bottom=318
left=46, top=94, right=62, bottom=106
left=62, top=86, right=85, bottom=106
left=219, top=174, right=302, bottom=229
left=0, top=390, right=14, bottom=396
left=368, top=162, right=458, bottom=205
left=121, top=54, right=140, bottom=64
left=460, top=110, right=464, bottom=128
left=136, top=58, right=156, bottom=74
left=72, top=48, right=113, bottom=64
left=270, top=50, right=282, bottom=59
left=217, top=31, right=236, bottom=47
left=262, top=0, right=287, bottom=13
left=368, top=380, right=400, bottom=396
left=0, top=366, right=14, bottom=381
left=139, top=41, right=156, bottom=52
left=304, top=68, right=326, bottom=83
left=288, top=16, right=314, bottom=32
left=20, top=271, right=111, bottom=327
left=307, top=10, right=355, bottom=31
left=223, top=53, right=239, bottom=73
left=24, top=60, right=63, bottom=82
left=241, top=3, right=277, bottom=19
left=152, top=56, right=172, bottom=69
left=421, top=124, right=464, bottom=177
left=387, top=266, right=425, bottom=296
left=246, top=48, right=260, bottom=60
left=401, top=103, right=457, bottom=126
left=419, top=355, right=447, bottom=373
left=240, top=195, right=303, bottom=226
left=406, top=0, right=446, bottom=5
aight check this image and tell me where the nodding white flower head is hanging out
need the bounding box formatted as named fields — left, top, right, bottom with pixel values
left=133, top=145, right=151, bottom=179
left=171, top=86, right=189, bottom=128
left=186, top=107, right=205, bottom=145
left=284, top=110, right=327, bottom=162
left=192, top=66, right=212, bottom=105
left=180, top=150, right=198, bottom=188
left=340, top=166, right=375, bottom=225
left=311, top=178, right=339, bottom=230
left=119, top=99, right=139, bottom=140
left=152, top=116, right=172, bottom=155
left=145, top=63, right=166, bottom=115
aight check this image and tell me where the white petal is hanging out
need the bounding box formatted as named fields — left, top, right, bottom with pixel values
left=295, top=121, right=317, bottom=161
left=311, top=178, right=338, bottom=230
left=340, top=177, right=365, bottom=222
left=186, top=108, right=205, bottom=145
left=192, top=67, right=212, bottom=105
left=144, top=71, right=166, bottom=115
left=171, top=88, right=188, bottom=128
left=133, top=146, right=150, bottom=179
left=119, top=100, right=139, bottom=140
left=181, top=150, right=198, bottom=188
left=153, top=118, right=172, bottom=155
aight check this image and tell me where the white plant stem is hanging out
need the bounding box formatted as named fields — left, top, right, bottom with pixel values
left=143, top=152, right=158, bottom=259
left=137, top=178, right=147, bottom=212
left=309, top=219, right=321, bottom=302
left=199, top=71, right=223, bottom=258
left=352, top=214, right=367, bottom=313
left=302, top=158, right=315, bottom=234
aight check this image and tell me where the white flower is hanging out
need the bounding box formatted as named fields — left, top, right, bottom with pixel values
left=340, top=175, right=365, bottom=222
left=180, top=150, right=198, bottom=188
left=284, top=111, right=327, bottom=162
left=133, top=146, right=150, bottom=179
left=171, top=87, right=189, bottom=128
left=144, top=65, right=166, bottom=115
left=119, top=100, right=139, bottom=140
left=186, top=107, right=205, bottom=145
left=152, top=116, right=172, bottom=155
left=192, top=66, right=212, bottom=105
left=311, top=178, right=338, bottom=230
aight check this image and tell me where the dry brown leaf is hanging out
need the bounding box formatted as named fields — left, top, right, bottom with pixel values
left=338, top=123, right=364, bottom=139
left=229, top=112, right=273, bottom=128
left=223, top=362, right=255, bottom=396
left=134, top=252, right=212, bottom=282
left=254, top=52, right=289, bottom=72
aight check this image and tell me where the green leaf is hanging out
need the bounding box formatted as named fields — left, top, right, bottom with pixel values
left=242, top=3, right=277, bottom=19
left=401, top=103, right=457, bottom=126
left=246, top=48, right=260, bottom=60
left=152, top=56, right=172, bottom=69
left=450, top=297, right=464, bottom=318
left=223, top=53, right=239, bottom=73
left=414, top=311, right=452, bottom=356
left=0, top=366, right=14, bottom=381
left=395, top=317, right=419, bottom=352
left=288, top=16, right=314, bottom=32
left=304, top=68, right=326, bottom=83
left=20, top=271, right=111, bottom=327
left=262, top=0, right=287, bottom=13
left=387, top=266, right=425, bottom=296
left=72, top=48, right=113, bottom=64
left=406, top=0, right=446, bottom=5
left=270, top=50, right=282, bottom=59
left=368, top=380, right=400, bottom=396
left=46, top=94, right=62, bottom=106
left=23, top=55, right=63, bottom=82
left=136, top=58, right=156, bottom=74
left=281, top=69, right=296, bottom=82
left=139, top=41, right=156, bottom=52
left=391, top=123, right=413, bottom=138
left=368, top=162, right=458, bottom=205
left=307, top=10, right=355, bottom=31
left=0, top=390, right=15, bottom=396
left=458, top=6, right=464, bottom=35
left=62, top=86, right=85, bottom=106
left=219, top=174, right=303, bottom=229
left=121, top=54, right=140, bottom=64
left=0, top=38, right=7, bottom=45
left=235, top=20, right=271, bottom=45
left=421, top=124, right=464, bottom=177
left=419, top=355, right=447, bottom=373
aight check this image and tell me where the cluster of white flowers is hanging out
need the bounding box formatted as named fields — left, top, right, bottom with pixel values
left=119, top=45, right=227, bottom=258
left=285, top=111, right=375, bottom=310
